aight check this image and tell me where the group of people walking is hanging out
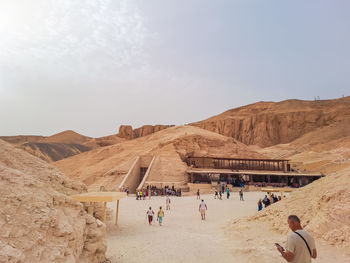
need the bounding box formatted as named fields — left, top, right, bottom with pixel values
left=145, top=195, right=171, bottom=226
left=146, top=206, right=165, bottom=226
left=212, top=188, right=244, bottom=201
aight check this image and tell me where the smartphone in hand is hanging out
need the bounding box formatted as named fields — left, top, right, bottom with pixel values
left=275, top=243, right=285, bottom=252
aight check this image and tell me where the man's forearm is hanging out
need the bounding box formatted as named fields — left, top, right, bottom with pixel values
left=281, top=251, right=293, bottom=262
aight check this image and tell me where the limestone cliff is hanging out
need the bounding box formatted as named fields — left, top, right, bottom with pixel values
left=118, top=124, right=173, bottom=139
left=191, top=97, right=350, bottom=147
left=0, top=140, right=106, bottom=263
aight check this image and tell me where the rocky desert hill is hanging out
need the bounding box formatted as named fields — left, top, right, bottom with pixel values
left=191, top=96, right=350, bottom=147
left=0, top=139, right=106, bottom=263
left=55, top=126, right=265, bottom=191
left=0, top=130, right=125, bottom=163
left=0, top=135, right=45, bottom=146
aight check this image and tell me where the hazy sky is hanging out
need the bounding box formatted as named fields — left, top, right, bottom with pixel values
left=1, top=0, right=349, bottom=137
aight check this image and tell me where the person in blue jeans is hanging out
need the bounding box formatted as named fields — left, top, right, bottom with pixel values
left=258, top=199, right=263, bottom=211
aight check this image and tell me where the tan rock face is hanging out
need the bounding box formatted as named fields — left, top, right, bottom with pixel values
left=191, top=97, right=350, bottom=147
left=133, top=125, right=171, bottom=138
left=0, top=140, right=106, bottom=263
left=118, top=125, right=173, bottom=140
left=118, top=125, right=134, bottom=140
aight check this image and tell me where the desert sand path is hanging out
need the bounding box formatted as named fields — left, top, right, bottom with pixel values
left=106, top=193, right=348, bottom=263
left=106, top=193, right=261, bottom=263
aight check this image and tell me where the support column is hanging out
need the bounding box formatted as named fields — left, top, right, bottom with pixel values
left=267, top=175, right=271, bottom=183
left=115, top=200, right=120, bottom=225
left=103, top=202, right=107, bottom=223
left=87, top=202, right=94, bottom=215
left=249, top=174, right=253, bottom=182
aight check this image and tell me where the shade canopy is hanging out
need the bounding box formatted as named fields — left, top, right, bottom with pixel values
left=71, top=191, right=126, bottom=203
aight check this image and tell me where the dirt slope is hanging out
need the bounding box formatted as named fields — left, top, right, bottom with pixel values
left=18, top=142, right=92, bottom=162
left=192, top=97, right=350, bottom=147
left=55, top=126, right=265, bottom=191
left=0, top=135, right=45, bottom=145
left=0, top=139, right=106, bottom=263
left=225, top=166, right=350, bottom=262
left=39, top=130, right=92, bottom=144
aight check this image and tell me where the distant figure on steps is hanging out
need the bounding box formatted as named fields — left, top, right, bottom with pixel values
left=197, top=189, right=200, bottom=200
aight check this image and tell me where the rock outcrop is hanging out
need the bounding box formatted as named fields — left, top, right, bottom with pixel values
left=118, top=125, right=173, bottom=140
left=191, top=97, right=350, bottom=147
left=118, top=125, right=134, bottom=140
left=0, top=140, right=106, bottom=263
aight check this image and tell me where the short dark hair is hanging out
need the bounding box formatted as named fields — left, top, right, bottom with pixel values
left=288, top=215, right=300, bottom=223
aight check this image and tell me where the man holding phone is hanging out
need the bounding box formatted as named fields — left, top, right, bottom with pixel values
left=276, top=215, right=317, bottom=262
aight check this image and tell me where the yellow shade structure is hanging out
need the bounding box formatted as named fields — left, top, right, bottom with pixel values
left=71, top=192, right=126, bottom=225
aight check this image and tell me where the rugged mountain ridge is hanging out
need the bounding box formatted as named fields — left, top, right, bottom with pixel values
left=0, top=131, right=125, bottom=163
left=191, top=97, right=350, bottom=147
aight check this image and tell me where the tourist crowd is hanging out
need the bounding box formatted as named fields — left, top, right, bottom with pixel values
left=135, top=185, right=182, bottom=200
left=257, top=192, right=282, bottom=211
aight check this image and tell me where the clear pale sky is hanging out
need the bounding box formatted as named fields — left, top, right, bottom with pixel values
left=0, top=0, right=349, bottom=137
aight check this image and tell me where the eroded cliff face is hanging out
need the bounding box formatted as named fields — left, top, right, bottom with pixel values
left=191, top=97, right=350, bottom=147
left=118, top=125, right=173, bottom=140
left=0, top=140, right=106, bottom=263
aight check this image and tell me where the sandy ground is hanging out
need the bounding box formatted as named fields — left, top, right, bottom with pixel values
left=105, top=193, right=348, bottom=263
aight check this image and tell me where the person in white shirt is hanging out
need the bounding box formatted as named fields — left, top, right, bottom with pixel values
left=276, top=215, right=317, bottom=262
left=146, top=207, right=155, bottom=225
left=198, top=200, right=207, bottom=220
left=166, top=196, right=171, bottom=210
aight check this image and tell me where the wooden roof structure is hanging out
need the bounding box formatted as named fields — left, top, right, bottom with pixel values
left=187, top=168, right=323, bottom=177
